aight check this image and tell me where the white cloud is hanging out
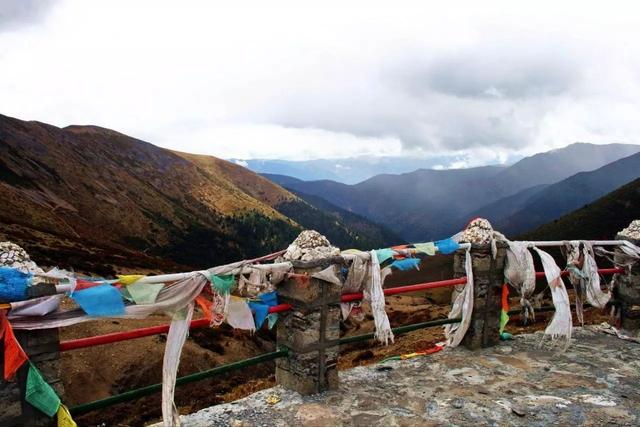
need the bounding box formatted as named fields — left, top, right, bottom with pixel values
left=0, top=0, right=639, bottom=162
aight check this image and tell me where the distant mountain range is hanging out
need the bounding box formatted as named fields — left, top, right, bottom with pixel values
left=235, top=153, right=522, bottom=185
left=266, top=143, right=640, bottom=241
left=0, top=114, right=397, bottom=274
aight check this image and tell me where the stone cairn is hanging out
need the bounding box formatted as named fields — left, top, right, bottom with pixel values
left=455, top=218, right=507, bottom=349
left=277, top=230, right=342, bottom=394
left=282, top=230, right=340, bottom=261
left=0, top=241, right=42, bottom=274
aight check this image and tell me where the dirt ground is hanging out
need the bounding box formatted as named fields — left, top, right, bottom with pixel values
left=60, top=279, right=611, bottom=427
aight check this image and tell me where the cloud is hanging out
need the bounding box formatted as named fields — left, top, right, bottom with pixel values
left=233, top=159, right=249, bottom=167
left=0, top=1, right=639, bottom=162
left=0, top=0, right=58, bottom=31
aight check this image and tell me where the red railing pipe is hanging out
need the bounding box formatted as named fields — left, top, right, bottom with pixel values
left=340, top=277, right=468, bottom=302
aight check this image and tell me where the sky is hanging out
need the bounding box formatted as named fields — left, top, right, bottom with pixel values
left=1, top=0, right=640, bottom=167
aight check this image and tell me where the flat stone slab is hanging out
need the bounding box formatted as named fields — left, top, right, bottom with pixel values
left=171, top=327, right=640, bottom=426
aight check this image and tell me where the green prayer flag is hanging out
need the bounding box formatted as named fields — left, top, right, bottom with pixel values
left=499, top=310, right=509, bottom=334
left=414, top=242, right=436, bottom=256
left=26, top=363, right=60, bottom=417
left=124, top=282, right=164, bottom=305
left=266, top=313, right=279, bottom=329
left=375, top=248, right=396, bottom=264
left=210, top=274, right=236, bottom=294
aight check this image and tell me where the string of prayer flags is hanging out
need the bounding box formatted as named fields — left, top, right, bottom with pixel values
left=435, top=238, right=460, bottom=255
left=71, top=284, right=125, bottom=316
left=26, top=363, right=61, bottom=417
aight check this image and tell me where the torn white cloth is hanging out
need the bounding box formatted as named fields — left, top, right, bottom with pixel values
left=311, top=265, right=342, bottom=286
left=568, top=242, right=611, bottom=311
left=444, top=248, right=474, bottom=347
left=365, top=250, right=393, bottom=344
left=341, top=255, right=367, bottom=320
left=226, top=297, right=256, bottom=331
left=504, top=241, right=536, bottom=324
left=9, top=295, right=62, bottom=318
left=533, top=247, right=572, bottom=347
left=592, top=322, right=640, bottom=343
left=162, top=303, right=194, bottom=427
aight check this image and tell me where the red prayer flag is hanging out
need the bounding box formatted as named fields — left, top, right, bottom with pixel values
left=0, top=311, right=29, bottom=380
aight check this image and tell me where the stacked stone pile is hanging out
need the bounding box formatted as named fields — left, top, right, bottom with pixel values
left=0, top=241, right=42, bottom=274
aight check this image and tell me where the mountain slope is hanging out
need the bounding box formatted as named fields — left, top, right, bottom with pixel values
left=519, top=178, right=640, bottom=241
left=0, top=114, right=394, bottom=272
left=498, top=151, right=640, bottom=236
left=181, top=152, right=400, bottom=249
left=265, top=142, right=640, bottom=241
left=279, top=190, right=404, bottom=249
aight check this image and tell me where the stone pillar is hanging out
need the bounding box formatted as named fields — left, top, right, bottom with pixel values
left=453, top=243, right=507, bottom=350
left=613, top=235, right=640, bottom=332
left=275, top=263, right=341, bottom=395
left=0, top=328, right=63, bottom=427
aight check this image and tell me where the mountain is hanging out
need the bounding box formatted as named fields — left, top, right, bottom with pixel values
left=239, top=155, right=520, bottom=184
left=0, top=114, right=394, bottom=274
left=519, top=178, right=640, bottom=241
left=494, top=151, right=640, bottom=236
left=488, top=142, right=640, bottom=196
left=279, top=190, right=403, bottom=249
left=266, top=143, right=640, bottom=241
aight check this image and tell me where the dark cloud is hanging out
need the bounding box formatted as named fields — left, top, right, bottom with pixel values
left=0, top=0, right=58, bottom=32
left=395, top=40, right=580, bottom=100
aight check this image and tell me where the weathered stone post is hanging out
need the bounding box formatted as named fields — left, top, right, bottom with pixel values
left=613, top=231, right=640, bottom=332
left=275, top=259, right=342, bottom=394
left=453, top=243, right=507, bottom=350
left=0, top=328, right=63, bottom=426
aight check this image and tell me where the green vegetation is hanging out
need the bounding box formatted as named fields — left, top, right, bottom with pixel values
left=275, top=197, right=402, bottom=250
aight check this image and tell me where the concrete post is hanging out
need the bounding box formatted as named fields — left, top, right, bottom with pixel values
left=0, top=328, right=63, bottom=427
left=614, top=235, right=640, bottom=332
left=453, top=243, right=507, bottom=350
left=275, top=262, right=341, bottom=395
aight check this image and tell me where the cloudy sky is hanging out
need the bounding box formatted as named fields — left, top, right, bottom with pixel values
left=1, top=0, right=640, bottom=166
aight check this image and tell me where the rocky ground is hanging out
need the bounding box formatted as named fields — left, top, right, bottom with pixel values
left=170, top=327, right=640, bottom=427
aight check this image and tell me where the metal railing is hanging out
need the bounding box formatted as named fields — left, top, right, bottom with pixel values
left=64, top=266, right=625, bottom=415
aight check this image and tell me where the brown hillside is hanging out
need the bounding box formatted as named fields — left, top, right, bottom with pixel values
left=0, top=114, right=301, bottom=271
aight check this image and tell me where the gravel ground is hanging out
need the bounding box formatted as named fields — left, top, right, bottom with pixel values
left=166, top=327, right=640, bottom=427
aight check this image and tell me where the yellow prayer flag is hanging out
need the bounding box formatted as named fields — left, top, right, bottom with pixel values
left=57, top=404, right=77, bottom=427
left=116, top=275, right=145, bottom=286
